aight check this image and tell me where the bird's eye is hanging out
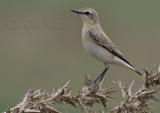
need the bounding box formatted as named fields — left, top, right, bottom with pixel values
left=85, top=11, right=90, bottom=15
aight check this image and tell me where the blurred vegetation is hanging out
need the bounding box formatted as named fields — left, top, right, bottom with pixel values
left=0, top=0, right=160, bottom=112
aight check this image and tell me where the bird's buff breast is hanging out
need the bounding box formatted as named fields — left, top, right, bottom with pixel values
left=82, top=29, right=114, bottom=64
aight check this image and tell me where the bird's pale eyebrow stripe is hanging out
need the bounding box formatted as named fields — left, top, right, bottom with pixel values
left=88, top=31, right=135, bottom=69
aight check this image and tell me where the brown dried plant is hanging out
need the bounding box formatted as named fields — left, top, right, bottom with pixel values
left=110, top=66, right=160, bottom=113
left=3, top=66, right=160, bottom=113
left=4, top=76, right=113, bottom=113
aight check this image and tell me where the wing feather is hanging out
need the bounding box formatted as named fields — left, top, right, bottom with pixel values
left=88, top=30, right=135, bottom=68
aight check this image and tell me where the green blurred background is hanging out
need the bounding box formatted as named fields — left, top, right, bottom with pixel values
left=0, top=0, right=160, bottom=112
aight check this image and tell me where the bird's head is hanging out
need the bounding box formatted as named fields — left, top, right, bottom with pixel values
left=71, top=8, right=100, bottom=25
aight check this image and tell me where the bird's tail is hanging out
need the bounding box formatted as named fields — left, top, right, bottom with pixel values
left=134, top=69, right=142, bottom=76
left=114, top=57, right=142, bottom=76
left=122, top=62, right=142, bottom=76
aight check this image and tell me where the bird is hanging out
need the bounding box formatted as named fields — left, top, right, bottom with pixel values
left=71, top=7, right=141, bottom=83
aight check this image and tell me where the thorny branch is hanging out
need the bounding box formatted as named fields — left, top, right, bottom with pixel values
left=110, top=66, right=160, bottom=113
left=3, top=66, right=160, bottom=113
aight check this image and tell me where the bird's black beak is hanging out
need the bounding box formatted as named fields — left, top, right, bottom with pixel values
left=71, top=9, right=83, bottom=15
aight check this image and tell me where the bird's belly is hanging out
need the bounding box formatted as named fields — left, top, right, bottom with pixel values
left=82, top=39, right=114, bottom=64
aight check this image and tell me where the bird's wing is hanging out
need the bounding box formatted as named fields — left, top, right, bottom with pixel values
left=88, top=30, right=134, bottom=68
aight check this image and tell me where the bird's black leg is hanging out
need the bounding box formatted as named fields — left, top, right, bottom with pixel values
left=94, top=65, right=109, bottom=84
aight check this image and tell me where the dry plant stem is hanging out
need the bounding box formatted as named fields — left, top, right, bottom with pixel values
left=3, top=66, right=160, bottom=113
left=110, top=66, right=160, bottom=113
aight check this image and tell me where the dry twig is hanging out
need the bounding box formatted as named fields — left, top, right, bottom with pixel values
left=3, top=66, right=160, bottom=113
left=110, top=66, right=160, bottom=113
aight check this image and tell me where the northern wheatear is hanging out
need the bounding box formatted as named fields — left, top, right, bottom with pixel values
left=71, top=8, right=141, bottom=83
